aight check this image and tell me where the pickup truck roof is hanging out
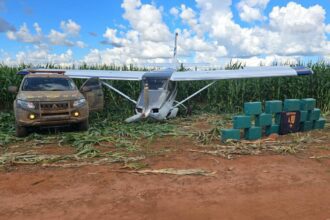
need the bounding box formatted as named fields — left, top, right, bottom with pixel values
left=24, top=73, right=70, bottom=79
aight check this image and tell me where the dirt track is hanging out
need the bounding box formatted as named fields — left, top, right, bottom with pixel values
left=1, top=138, right=330, bottom=220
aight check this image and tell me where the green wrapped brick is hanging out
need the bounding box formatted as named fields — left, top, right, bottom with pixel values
left=255, top=113, right=272, bottom=127
left=221, top=129, right=241, bottom=141
left=300, top=98, right=316, bottom=111
left=233, top=115, right=251, bottom=129
left=311, top=108, right=321, bottom=121
left=265, top=100, right=282, bottom=114
left=307, top=110, right=313, bottom=121
left=300, top=121, right=313, bottom=132
left=300, top=110, right=308, bottom=122
left=283, top=99, right=301, bottom=111
left=275, top=113, right=281, bottom=124
left=244, top=127, right=262, bottom=140
left=244, top=102, right=262, bottom=115
left=265, top=125, right=280, bottom=135
left=313, top=118, right=326, bottom=129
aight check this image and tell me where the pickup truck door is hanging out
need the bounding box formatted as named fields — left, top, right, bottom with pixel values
left=80, top=77, right=104, bottom=112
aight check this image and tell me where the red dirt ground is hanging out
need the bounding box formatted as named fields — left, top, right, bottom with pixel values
left=1, top=139, right=330, bottom=220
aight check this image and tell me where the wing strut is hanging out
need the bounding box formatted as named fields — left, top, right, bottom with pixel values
left=101, top=81, right=137, bottom=105
left=173, top=81, right=216, bottom=108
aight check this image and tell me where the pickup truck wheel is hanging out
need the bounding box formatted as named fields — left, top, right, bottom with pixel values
left=15, top=123, right=28, bottom=137
left=77, top=120, right=89, bottom=131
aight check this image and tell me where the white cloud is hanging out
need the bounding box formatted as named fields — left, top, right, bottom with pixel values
left=76, top=41, right=87, bottom=48
left=81, top=0, right=177, bottom=64
left=180, top=5, right=197, bottom=27
left=13, top=46, right=74, bottom=66
left=6, top=20, right=86, bottom=49
left=232, top=55, right=299, bottom=67
left=121, top=0, right=171, bottom=42
left=60, top=19, right=81, bottom=36
left=3, top=0, right=330, bottom=66
left=47, top=20, right=85, bottom=47
left=86, top=0, right=225, bottom=65
left=183, top=1, right=330, bottom=59
left=268, top=2, right=329, bottom=55
left=48, top=29, right=74, bottom=46
left=6, top=23, right=42, bottom=43
left=170, top=7, right=179, bottom=17
left=237, top=0, right=269, bottom=22
left=102, top=28, right=129, bottom=46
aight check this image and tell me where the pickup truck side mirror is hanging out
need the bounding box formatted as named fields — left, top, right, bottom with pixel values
left=8, top=86, right=18, bottom=94
left=81, top=87, right=92, bottom=93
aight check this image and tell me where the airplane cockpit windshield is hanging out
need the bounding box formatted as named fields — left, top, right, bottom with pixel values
left=144, top=78, right=167, bottom=90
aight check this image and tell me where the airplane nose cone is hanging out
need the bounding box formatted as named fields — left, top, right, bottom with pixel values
left=142, top=109, right=151, bottom=118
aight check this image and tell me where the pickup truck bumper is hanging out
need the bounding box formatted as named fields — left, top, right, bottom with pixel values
left=15, top=105, right=89, bottom=127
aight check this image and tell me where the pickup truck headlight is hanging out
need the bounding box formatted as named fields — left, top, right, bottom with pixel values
left=73, top=98, right=86, bottom=108
left=17, top=100, right=35, bottom=109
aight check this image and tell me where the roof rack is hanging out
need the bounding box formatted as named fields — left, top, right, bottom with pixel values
left=17, top=69, right=66, bottom=75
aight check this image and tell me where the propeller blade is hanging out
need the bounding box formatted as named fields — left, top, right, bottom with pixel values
left=125, top=113, right=143, bottom=123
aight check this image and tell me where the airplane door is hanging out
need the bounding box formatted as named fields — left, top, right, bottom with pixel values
left=80, top=77, right=104, bottom=112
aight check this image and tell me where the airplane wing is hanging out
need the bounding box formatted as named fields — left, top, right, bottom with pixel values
left=17, top=69, right=146, bottom=81
left=170, top=66, right=313, bottom=81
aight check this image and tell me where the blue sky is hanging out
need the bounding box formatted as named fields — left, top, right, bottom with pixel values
left=0, top=0, right=329, bottom=66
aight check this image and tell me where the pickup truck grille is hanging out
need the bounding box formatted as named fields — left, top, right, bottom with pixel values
left=40, top=102, right=69, bottom=111
left=37, top=101, right=71, bottom=119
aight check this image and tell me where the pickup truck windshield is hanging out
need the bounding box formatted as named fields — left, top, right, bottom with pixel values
left=22, top=77, right=77, bottom=91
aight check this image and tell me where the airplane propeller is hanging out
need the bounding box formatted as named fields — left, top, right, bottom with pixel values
left=125, top=83, right=150, bottom=123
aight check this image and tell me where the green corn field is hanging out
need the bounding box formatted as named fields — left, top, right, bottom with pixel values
left=0, top=62, right=329, bottom=116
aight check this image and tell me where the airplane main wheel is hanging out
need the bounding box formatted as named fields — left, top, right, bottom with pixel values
left=15, top=123, right=28, bottom=137
left=186, top=105, right=193, bottom=116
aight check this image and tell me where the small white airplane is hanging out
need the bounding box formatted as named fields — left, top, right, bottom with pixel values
left=18, top=33, right=313, bottom=122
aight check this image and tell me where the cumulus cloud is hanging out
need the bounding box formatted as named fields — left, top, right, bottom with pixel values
left=121, top=0, right=171, bottom=42
left=6, top=20, right=86, bottom=48
left=47, top=20, right=85, bottom=47
left=6, top=23, right=42, bottom=43
left=102, top=28, right=129, bottom=46
left=326, top=24, right=330, bottom=33
left=3, top=0, right=330, bottom=66
left=177, top=1, right=330, bottom=60
left=60, top=19, right=81, bottom=36
left=83, top=0, right=223, bottom=64
left=232, top=55, right=299, bottom=67
left=268, top=2, right=329, bottom=55
left=170, top=7, right=179, bottom=17
left=48, top=29, right=79, bottom=47
left=237, top=0, right=269, bottom=22
left=82, top=0, right=176, bottom=64
left=15, top=46, right=74, bottom=66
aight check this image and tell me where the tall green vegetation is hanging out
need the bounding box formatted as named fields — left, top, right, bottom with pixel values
left=0, top=62, right=329, bottom=114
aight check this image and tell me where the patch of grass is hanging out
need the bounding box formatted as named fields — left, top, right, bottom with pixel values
left=0, top=112, right=19, bottom=149
left=0, top=111, right=180, bottom=163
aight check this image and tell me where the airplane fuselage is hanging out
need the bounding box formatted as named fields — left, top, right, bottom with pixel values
left=135, top=68, right=179, bottom=121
